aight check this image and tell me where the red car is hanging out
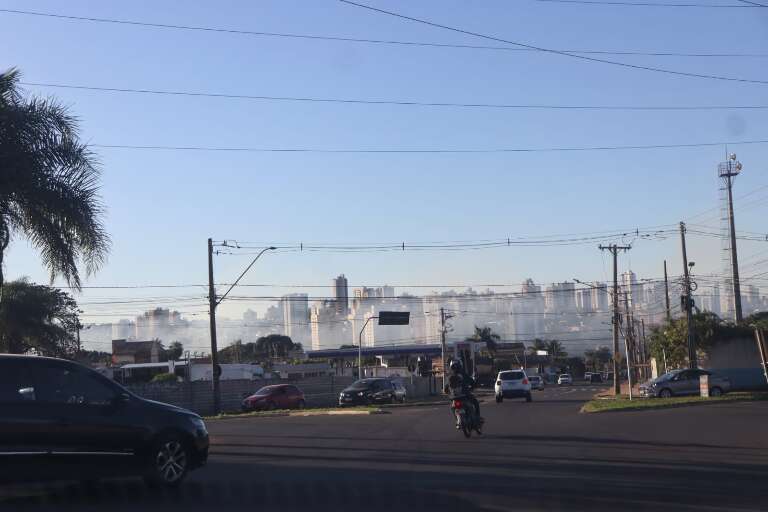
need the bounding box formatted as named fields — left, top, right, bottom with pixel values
left=241, top=384, right=306, bottom=411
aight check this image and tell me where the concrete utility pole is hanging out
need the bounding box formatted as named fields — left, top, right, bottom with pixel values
left=440, top=307, right=447, bottom=391
left=207, top=240, right=275, bottom=414
left=663, top=260, right=671, bottom=322
left=719, top=154, right=744, bottom=323
left=207, top=238, right=221, bottom=415
left=599, top=244, right=631, bottom=395
left=622, top=291, right=633, bottom=400
left=679, top=222, right=697, bottom=369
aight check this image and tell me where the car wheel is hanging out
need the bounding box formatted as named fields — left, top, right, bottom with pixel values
left=297, top=399, right=306, bottom=409
left=659, top=388, right=673, bottom=398
left=495, top=395, right=503, bottom=403
left=525, top=393, right=532, bottom=403
left=710, top=387, right=723, bottom=397
left=144, top=435, right=190, bottom=488
left=400, top=395, right=406, bottom=404
left=390, top=395, right=397, bottom=404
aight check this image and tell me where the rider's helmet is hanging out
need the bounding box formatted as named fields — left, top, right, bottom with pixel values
left=449, top=360, right=463, bottom=374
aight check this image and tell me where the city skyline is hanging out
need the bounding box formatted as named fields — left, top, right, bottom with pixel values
left=78, top=268, right=765, bottom=357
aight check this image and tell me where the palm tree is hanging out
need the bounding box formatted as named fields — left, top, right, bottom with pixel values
left=470, top=325, right=501, bottom=355
left=529, top=338, right=548, bottom=355
left=0, top=278, right=80, bottom=355
left=546, top=339, right=568, bottom=363
left=0, top=68, right=110, bottom=295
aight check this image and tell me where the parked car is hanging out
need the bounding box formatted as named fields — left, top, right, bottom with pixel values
left=339, top=378, right=398, bottom=406
left=589, top=373, right=604, bottom=384
left=392, top=380, right=407, bottom=403
left=557, top=374, right=573, bottom=386
left=242, top=384, right=306, bottom=411
left=528, top=375, right=545, bottom=391
left=0, top=355, right=209, bottom=487
left=584, top=372, right=592, bottom=382
left=494, top=370, right=532, bottom=403
left=639, top=369, right=731, bottom=398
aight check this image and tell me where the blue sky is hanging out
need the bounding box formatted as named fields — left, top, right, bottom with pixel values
left=2, top=0, right=768, bottom=325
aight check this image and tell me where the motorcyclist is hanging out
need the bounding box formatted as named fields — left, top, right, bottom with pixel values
left=444, top=359, right=483, bottom=424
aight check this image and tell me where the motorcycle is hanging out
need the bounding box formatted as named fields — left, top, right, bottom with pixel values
left=451, top=396, right=482, bottom=438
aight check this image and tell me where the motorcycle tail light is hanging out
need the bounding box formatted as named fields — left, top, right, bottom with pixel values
left=452, top=399, right=463, bottom=408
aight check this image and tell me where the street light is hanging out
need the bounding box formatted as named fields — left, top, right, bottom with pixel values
left=357, top=311, right=409, bottom=379
left=207, top=240, right=276, bottom=414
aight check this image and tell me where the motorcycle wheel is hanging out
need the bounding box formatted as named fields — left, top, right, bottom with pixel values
left=462, top=424, right=472, bottom=438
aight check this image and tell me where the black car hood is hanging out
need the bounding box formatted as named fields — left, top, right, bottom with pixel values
left=138, top=397, right=199, bottom=417
left=341, top=387, right=370, bottom=393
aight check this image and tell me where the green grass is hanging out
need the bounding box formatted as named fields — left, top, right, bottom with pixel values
left=204, top=405, right=378, bottom=420
left=581, top=391, right=768, bottom=414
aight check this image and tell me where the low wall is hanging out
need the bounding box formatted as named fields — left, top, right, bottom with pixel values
left=125, top=376, right=437, bottom=415
left=704, top=338, right=768, bottom=390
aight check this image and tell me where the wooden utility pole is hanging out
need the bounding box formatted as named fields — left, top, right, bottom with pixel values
left=663, top=260, right=671, bottom=322
left=599, top=244, right=631, bottom=395
left=207, top=238, right=221, bottom=415
left=679, top=222, right=697, bottom=369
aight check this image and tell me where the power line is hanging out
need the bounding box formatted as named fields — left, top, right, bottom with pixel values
left=2, top=8, right=765, bottom=59
left=339, top=0, right=768, bottom=85
left=91, top=139, right=768, bottom=154
left=531, top=0, right=759, bottom=7
left=20, top=81, right=768, bottom=112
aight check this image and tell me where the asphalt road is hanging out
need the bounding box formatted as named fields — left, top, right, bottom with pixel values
left=5, top=384, right=768, bottom=512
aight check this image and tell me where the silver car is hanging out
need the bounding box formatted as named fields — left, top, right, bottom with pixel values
left=639, top=369, right=731, bottom=398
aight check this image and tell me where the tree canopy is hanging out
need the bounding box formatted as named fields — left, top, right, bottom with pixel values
left=0, top=278, right=80, bottom=356
left=218, top=334, right=301, bottom=363
left=0, top=67, right=110, bottom=292
left=648, top=311, right=751, bottom=369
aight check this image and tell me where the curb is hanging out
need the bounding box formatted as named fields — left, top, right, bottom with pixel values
left=205, top=408, right=386, bottom=420
left=580, top=394, right=768, bottom=414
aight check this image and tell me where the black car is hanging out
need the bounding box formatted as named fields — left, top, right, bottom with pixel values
left=0, top=355, right=209, bottom=487
left=339, top=378, right=398, bottom=406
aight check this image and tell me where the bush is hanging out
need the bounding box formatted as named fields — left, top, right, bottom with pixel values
left=150, top=372, right=179, bottom=384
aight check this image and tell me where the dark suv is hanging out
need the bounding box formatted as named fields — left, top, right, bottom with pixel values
left=0, top=355, right=209, bottom=487
left=339, top=378, right=398, bottom=406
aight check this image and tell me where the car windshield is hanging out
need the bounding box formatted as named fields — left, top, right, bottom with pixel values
left=3, top=3, right=763, bottom=508
left=347, top=379, right=380, bottom=390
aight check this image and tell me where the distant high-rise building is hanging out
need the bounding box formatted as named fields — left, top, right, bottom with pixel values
left=243, top=309, right=258, bottom=323
left=544, top=282, right=576, bottom=313
left=333, top=274, right=349, bottom=316
left=621, top=271, right=641, bottom=309
left=281, top=293, right=310, bottom=345
left=576, top=289, right=593, bottom=313
left=381, top=285, right=395, bottom=299
left=590, top=282, right=609, bottom=311
left=112, top=319, right=136, bottom=340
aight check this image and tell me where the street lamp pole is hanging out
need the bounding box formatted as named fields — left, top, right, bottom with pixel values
left=208, top=240, right=275, bottom=415
left=358, top=315, right=378, bottom=379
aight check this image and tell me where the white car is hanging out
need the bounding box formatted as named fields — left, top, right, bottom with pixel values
left=528, top=375, right=545, bottom=391
left=494, top=370, right=532, bottom=403
left=557, top=374, right=573, bottom=386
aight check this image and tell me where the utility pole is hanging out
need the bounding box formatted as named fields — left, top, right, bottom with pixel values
left=622, top=291, right=633, bottom=400
left=207, top=238, right=221, bottom=415
left=641, top=319, right=647, bottom=381
left=440, top=307, right=447, bottom=391
left=679, top=222, right=697, bottom=369
left=719, top=154, right=743, bottom=323
left=599, top=244, right=631, bottom=396
left=663, top=260, right=671, bottom=322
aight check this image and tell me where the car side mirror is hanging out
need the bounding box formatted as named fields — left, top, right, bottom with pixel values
left=114, top=392, right=131, bottom=405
